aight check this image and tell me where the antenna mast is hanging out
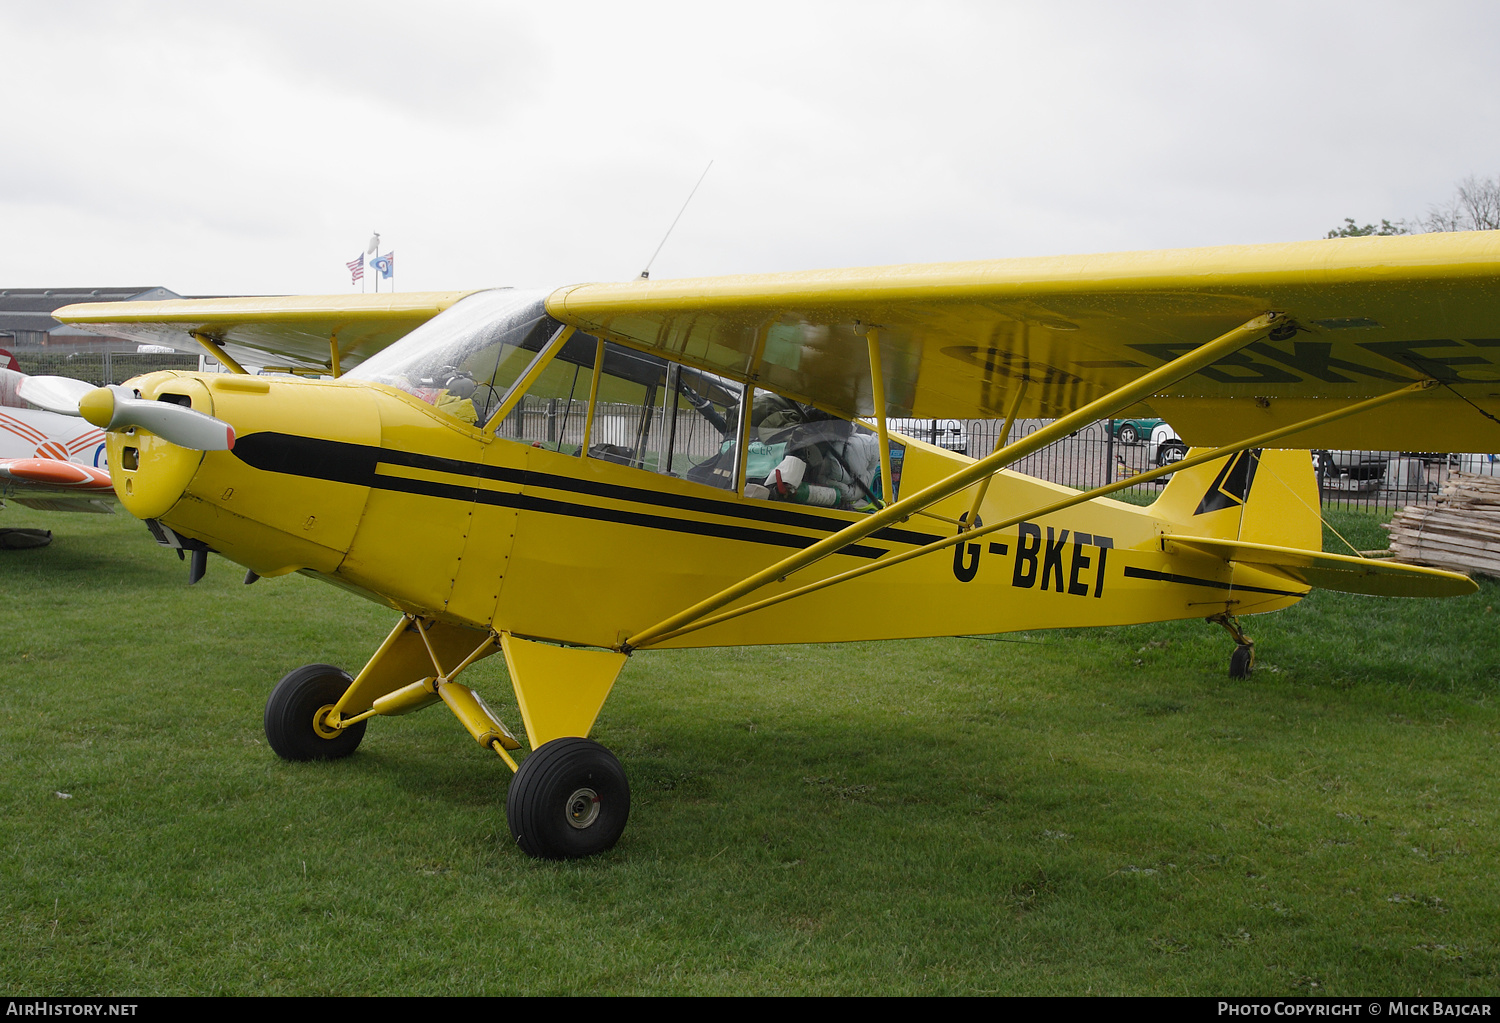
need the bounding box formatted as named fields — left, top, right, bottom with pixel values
left=639, top=160, right=713, bottom=280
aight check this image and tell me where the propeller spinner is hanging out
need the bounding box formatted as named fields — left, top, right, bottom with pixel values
left=20, top=376, right=234, bottom=451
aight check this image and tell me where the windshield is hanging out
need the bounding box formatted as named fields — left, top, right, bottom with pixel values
left=346, top=288, right=563, bottom=425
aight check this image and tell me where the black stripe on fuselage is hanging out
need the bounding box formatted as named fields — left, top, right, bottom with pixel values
left=231, top=433, right=925, bottom=558
left=1122, top=565, right=1307, bottom=598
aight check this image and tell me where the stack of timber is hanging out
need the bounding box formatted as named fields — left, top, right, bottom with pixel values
left=1385, top=471, right=1500, bottom=578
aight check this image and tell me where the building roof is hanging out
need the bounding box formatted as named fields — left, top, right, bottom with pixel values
left=0, top=287, right=182, bottom=336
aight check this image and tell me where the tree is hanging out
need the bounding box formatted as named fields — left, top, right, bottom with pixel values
left=1327, top=175, right=1500, bottom=238
left=1326, top=217, right=1412, bottom=238
left=1422, top=175, right=1500, bottom=232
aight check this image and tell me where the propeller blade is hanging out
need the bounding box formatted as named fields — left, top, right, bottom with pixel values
left=17, top=375, right=94, bottom=415
left=79, top=386, right=235, bottom=451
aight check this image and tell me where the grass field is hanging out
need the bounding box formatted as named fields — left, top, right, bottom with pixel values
left=2, top=504, right=1498, bottom=995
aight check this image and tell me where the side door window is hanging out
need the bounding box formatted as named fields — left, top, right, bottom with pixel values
left=584, top=343, right=743, bottom=490
left=742, top=389, right=901, bottom=511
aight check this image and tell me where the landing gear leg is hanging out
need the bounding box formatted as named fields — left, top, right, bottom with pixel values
left=497, top=634, right=632, bottom=859
left=1207, top=612, right=1255, bottom=679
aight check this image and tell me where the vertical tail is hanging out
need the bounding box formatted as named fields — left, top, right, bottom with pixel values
left=1152, top=448, right=1321, bottom=549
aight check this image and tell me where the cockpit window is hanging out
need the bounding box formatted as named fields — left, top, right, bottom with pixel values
left=740, top=389, right=901, bottom=510
left=345, top=290, right=896, bottom=509
left=581, top=343, right=742, bottom=486
left=345, top=289, right=562, bottom=425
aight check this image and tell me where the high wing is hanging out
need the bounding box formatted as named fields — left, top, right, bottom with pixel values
left=53, top=291, right=478, bottom=375
left=49, top=234, right=1500, bottom=452
left=547, top=232, right=1500, bottom=453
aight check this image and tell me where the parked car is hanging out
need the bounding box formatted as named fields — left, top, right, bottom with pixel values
left=1107, top=417, right=1164, bottom=445
left=1314, top=450, right=1394, bottom=491
left=887, top=418, right=969, bottom=456
left=1146, top=422, right=1188, bottom=467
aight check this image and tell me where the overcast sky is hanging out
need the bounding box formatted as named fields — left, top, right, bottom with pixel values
left=4, top=0, right=1499, bottom=297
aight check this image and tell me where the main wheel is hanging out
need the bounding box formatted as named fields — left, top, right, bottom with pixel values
left=506, top=737, right=630, bottom=860
left=1118, top=423, right=1140, bottom=445
left=1157, top=440, right=1189, bottom=467
left=264, top=664, right=365, bottom=761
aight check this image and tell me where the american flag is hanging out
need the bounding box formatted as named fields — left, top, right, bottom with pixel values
left=346, top=253, right=365, bottom=283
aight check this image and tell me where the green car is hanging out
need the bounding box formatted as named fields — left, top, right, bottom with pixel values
left=1107, top=417, right=1164, bottom=445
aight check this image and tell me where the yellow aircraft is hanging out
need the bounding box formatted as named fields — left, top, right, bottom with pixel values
left=39, top=232, right=1496, bottom=859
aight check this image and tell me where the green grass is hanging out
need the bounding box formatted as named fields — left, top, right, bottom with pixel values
left=2, top=505, right=1498, bottom=995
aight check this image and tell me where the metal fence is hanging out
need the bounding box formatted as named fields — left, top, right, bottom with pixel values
left=948, top=418, right=1483, bottom=513
left=11, top=349, right=202, bottom=385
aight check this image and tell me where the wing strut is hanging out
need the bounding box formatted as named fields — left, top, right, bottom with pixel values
left=964, top=375, right=1029, bottom=529
left=624, top=310, right=1287, bottom=651
left=865, top=326, right=895, bottom=509
left=191, top=332, right=250, bottom=375
left=633, top=378, right=1436, bottom=645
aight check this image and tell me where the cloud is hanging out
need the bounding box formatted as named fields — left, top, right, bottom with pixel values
left=3, top=1, right=1500, bottom=294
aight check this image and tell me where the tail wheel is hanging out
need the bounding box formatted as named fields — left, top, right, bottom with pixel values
left=506, top=737, right=630, bottom=859
left=264, top=663, right=365, bottom=761
left=1229, top=644, right=1254, bottom=679
left=1118, top=424, right=1139, bottom=445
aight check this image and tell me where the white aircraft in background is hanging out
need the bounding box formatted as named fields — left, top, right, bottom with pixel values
left=0, top=349, right=113, bottom=548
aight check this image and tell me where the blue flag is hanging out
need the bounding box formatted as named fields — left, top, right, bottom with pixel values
left=372, top=252, right=395, bottom=279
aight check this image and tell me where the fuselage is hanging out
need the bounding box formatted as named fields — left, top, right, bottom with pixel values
left=107, top=367, right=1315, bottom=650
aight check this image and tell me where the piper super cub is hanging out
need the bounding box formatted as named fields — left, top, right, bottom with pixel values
left=31, top=232, right=1496, bottom=859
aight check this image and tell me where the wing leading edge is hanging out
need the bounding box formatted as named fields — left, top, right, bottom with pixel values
left=53, top=291, right=478, bottom=375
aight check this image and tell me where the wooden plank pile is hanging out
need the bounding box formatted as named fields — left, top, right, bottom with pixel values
left=1385, top=471, right=1500, bottom=578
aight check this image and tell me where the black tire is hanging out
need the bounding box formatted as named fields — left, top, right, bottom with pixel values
left=264, top=664, right=365, bottom=761
left=1118, top=424, right=1139, bottom=445
left=1229, top=644, right=1254, bottom=679
left=506, top=737, right=630, bottom=860
left=1157, top=440, right=1189, bottom=467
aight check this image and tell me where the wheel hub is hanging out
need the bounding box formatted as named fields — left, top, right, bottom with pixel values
left=566, top=787, right=600, bottom=829
left=312, top=704, right=342, bottom=740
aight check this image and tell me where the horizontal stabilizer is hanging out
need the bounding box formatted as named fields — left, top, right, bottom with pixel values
left=1166, top=535, right=1477, bottom=598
